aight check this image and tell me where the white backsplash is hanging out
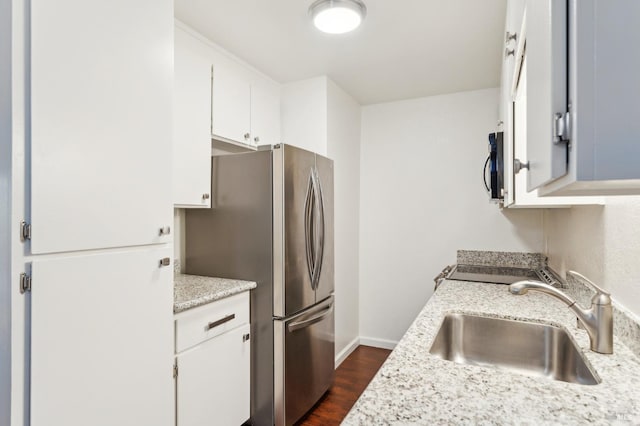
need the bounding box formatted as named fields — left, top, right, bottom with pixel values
left=544, top=196, right=640, bottom=317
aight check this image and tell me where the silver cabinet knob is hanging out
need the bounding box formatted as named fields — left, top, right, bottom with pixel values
left=159, top=257, right=171, bottom=267
left=514, top=158, right=530, bottom=174
left=244, top=133, right=250, bottom=140
left=202, top=193, right=210, bottom=200
left=254, top=136, right=260, bottom=143
left=505, top=32, right=517, bottom=43
left=505, top=48, right=515, bottom=57
left=159, top=226, right=171, bottom=236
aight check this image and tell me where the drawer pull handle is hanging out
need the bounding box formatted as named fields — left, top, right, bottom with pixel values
left=206, top=314, right=235, bottom=331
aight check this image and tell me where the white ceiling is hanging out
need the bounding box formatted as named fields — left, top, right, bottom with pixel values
left=174, top=0, right=507, bottom=105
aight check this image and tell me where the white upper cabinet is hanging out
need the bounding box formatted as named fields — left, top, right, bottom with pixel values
left=211, top=65, right=252, bottom=146
left=212, top=65, right=281, bottom=149
left=500, top=0, right=525, bottom=206
left=173, top=28, right=212, bottom=208
left=251, top=84, right=281, bottom=147
left=173, top=24, right=282, bottom=206
left=522, top=0, right=640, bottom=196
left=30, top=0, right=173, bottom=254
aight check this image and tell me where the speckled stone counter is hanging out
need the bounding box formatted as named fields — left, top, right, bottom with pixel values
left=174, top=274, right=256, bottom=314
left=457, top=250, right=547, bottom=269
left=343, top=280, right=640, bottom=425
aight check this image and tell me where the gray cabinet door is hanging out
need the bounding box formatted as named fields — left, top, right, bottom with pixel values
left=525, top=0, right=568, bottom=190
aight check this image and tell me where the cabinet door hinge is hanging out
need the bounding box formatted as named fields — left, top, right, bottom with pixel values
left=553, top=112, right=571, bottom=144
left=173, top=362, right=178, bottom=379
left=20, top=272, right=32, bottom=294
left=20, top=221, right=31, bottom=241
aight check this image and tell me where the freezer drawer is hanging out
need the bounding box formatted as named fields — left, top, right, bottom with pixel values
left=274, top=295, right=335, bottom=426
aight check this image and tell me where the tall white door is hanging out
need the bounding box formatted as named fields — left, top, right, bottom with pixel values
left=173, top=28, right=212, bottom=208
left=29, top=0, right=173, bottom=254
left=30, top=248, right=174, bottom=426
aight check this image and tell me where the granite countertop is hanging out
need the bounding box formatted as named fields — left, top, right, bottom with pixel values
left=343, top=280, right=640, bottom=425
left=174, top=274, right=256, bottom=314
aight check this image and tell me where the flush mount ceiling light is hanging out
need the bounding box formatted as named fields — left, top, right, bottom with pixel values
left=309, top=0, right=367, bottom=34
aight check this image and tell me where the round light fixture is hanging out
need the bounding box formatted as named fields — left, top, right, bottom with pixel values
left=309, top=0, right=367, bottom=34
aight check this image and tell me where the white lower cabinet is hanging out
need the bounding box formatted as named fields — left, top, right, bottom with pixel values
left=175, top=293, right=251, bottom=426
left=30, top=248, right=174, bottom=426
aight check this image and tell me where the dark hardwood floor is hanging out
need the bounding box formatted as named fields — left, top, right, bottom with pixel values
left=296, top=345, right=392, bottom=426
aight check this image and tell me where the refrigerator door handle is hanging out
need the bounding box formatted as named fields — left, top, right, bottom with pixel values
left=304, top=171, right=316, bottom=286
left=287, top=303, right=334, bottom=333
left=311, top=168, right=325, bottom=291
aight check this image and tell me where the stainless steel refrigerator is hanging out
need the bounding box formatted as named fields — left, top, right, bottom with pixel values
left=184, top=144, right=335, bottom=426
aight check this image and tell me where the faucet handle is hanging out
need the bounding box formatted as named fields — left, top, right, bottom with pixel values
left=566, top=271, right=609, bottom=296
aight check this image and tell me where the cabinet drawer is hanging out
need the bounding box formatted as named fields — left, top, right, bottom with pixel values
left=175, top=292, right=249, bottom=353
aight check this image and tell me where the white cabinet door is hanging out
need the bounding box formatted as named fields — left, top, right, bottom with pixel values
left=173, top=29, right=212, bottom=208
left=211, top=66, right=251, bottom=145
left=251, top=84, right=281, bottom=147
left=177, top=323, right=250, bottom=426
left=500, top=0, right=526, bottom=206
left=30, top=248, right=174, bottom=426
left=525, top=0, right=568, bottom=190
left=30, top=0, right=173, bottom=254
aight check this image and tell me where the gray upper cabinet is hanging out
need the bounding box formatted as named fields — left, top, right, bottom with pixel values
left=500, top=0, right=603, bottom=208
left=525, top=0, right=568, bottom=191
left=524, top=0, right=640, bottom=196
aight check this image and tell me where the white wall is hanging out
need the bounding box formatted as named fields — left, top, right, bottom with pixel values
left=544, top=197, right=640, bottom=316
left=359, top=88, right=544, bottom=345
left=326, top=80, right=361, bottom=363
left=280, top=76, right=328, bottom=156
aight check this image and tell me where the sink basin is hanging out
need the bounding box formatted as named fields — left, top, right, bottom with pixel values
left=429, top=313, right=600, bottom=385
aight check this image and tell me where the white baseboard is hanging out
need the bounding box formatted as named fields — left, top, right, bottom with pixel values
left=359, top=336, right=398, bottom=350
left=335, top=336, right=360, bottom=368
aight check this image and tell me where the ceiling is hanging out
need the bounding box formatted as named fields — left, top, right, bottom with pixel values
left=174, top=0, right=507, bottom=105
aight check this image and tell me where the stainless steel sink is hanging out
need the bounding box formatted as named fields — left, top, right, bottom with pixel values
left=429, top=313, right=600, bottom=385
